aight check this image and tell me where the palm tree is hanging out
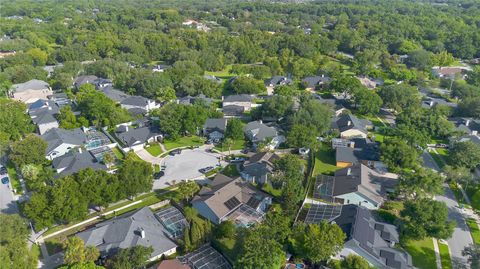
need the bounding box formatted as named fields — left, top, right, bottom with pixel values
left=224, top=138, right=234, bottom=156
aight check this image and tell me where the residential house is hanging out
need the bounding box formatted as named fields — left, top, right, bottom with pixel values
left=432, top=66, right=468, bottom=79
left=240, top=152, right=279, bottom=185
left=77, top=207, right=177, bottom=261
left=357, top=76, right=384, bottom=89
left=192, top=174, right=272, bottom=225
left=0, top=50, right=16, bottom=58
left=157, top=260, right=191, bottom=269
left=302, top=75, right=331, bottom=90
left=421, top=97, right=457, bottom=109
left=265, top=76, right=292, bottom=95
left=333, top=205, right=412, bottom=268
left=99, top=86, right=130, bottom=103
left=244, top=121, right=285, bottom=149
left=177, top=94, right=213, bottom=106
left=10, top=79, right=52, bottom=104
left=94, top=78, right=113, bottom=89
left=316, top=164, right=398, bottom=209
left=41, top=128, right=87, bottom=160
left=28, top=99, right=60, bottom=135
left=334, top=114, right=372, bottom=139
left=450, top=118, right=480, bottom=136
left=203, top=75, right=223, bottom=84
left=314, top=95, right=347, bottom=117
left=222, top=94, right=253, bottom=112
left=449, top=135, right=480, bottom=146
left=202, top=118, right=228, bottom=140
left=120, top=96, right=160, bottom=113
left=50, top=92, right=73, bottom=108
left=52, top=150, right=107, bottom=176
left=335, top=138, right=381, bottom=168
left=115, top=124, right=162, bottom=151
left=74, top=75, right=99, bottom=90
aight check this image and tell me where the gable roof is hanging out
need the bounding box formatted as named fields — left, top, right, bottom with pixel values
left=28, top=100, right=60, bottom=125
left=52, top=151, right=107, bottom=176
left=243, top=121, right=278, bottom=142
left=77, top=207, right=177, bottom=258
left=41, top=128, right=87, bottom=154
left=223, top=94, right=253, bottom=103
left=74, top=75, right=98, bottom=88
left=336, top=139, right=380, bottom=164
left=336, top=114, right=371, bottom=134
left=100, top=86, right=130, bottom=103
left=192, top=177, right=269, bottom=220
left=116, top=126, right=161, bottom=147
left=302, top=75, right=331, bottom=88
left=265, top=76, right=292, bottom=86
left=121, top=96, right=152, bottom=107
left=242, top=152, right=279, bottom=178
left=11, top=79, right=49, bottom=92
left=203, top=118, right=228, bottom=132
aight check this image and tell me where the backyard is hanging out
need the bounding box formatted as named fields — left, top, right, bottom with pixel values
left=403, top=238, right=437, bottom=269
left=163, top=136, right=205, bottom=151
left=312, top=145, right=340, bottom=176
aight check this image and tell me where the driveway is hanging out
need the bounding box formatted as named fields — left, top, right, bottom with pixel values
left=422, top=150, right=440, bottom=172
left=435, top=186, right=473, bottom=268
left=0, top=177, right=18, bottom=214
left=153, top=148, right=227, bottom=189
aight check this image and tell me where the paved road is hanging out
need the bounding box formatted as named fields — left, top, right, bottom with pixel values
left=436, top=186, right=473, bottom=269
left=422, top=150, right=440, bottom=172
left=0, top=177, right=18, bottom=214
left=153, top=148, right=227, bottom=189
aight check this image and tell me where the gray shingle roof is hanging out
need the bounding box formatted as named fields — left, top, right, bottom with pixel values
left=77, top=207, right=177, bottom=258
left=302, top=75, right=331, bottom=88
left=52, top=151, right=107, bottom=176
left=11, top=79, right=49, bottom=92
left=116, top=126, right=161, bottom=147
left=41, top=128, right=87, bottom=154
left=336, top=114, right=371, bottom=133
left=74, top=75, right=98, bottom=88
left=203, top=118, right=227, bottom=133
left=265, top=76, right=292, bottom=86
left=100, top=86, right=130, bottom=103
left=121, top=96, right=150, bottom=107
left=28, top=100, right=60, bottom=125
left=223, top=94, right=253, bottom=103
left=243, top=121, right=277, bottom=142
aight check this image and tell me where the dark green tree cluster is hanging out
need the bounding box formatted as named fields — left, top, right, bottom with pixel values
left=224, top=118, right=244, bottom=140
left=182, top=207, right=213, bottom=252
left=0, top=214, right=38, bottom=269
left=229, top=76, right=266, bottom=94
left=271, top=154, right=305, bottom=214
left=106, top=246, right=153, bottom=269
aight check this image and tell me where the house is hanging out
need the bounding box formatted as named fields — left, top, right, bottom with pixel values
left=115, top=125, right=162, bottom=151
left=432, top=66, right=468, bottom=79
left=177, top=94, right=213, bottom=106
left=222, top=94, right=253, bottom=112
left=52, top=150, right=107, bottom=176
left=203, top=75, right=223, bottom=84
left=99, top=86, right=130, bottom=103
left=265, top=76, right=292, bottom=95
left=335, top=114, right=372, bottom=139
left=244, top=121, right=285, bottom=149
left=421, top=97, right=457, bottom=109
left=302, top=75, right=331, bottom=90
left=50, top=92, right=73, bottom=107
left=222, top=105, right=246, bottom=118
left=192, top=174, right=272, bottom=225
left=316, top=164, right=398, bottom=209
left=335, top=138, right=381, bottom=168
left=28, top=99, right=60, bottom=135
left=74, top=75, right=99, bottom=89
left=94, top=78, right=113, bottom=89
left=332, top=205, right=412, bottom=268
left=357, top=76, right=384, bottom=89
left=0, top=50, right=16, bottom=58
left=41, top=128, right=87, bottom=160
left=450, top=118, right=480, bottom=136
left=120, top=96, right=160, bottom=112
left=240, top=152, right=279, bottom=185
left=202, top=118, right=228, bottom=140
left=10, top=79, right=52, bottom=104
left=77, top=207, right=177, bottom=261
left=450, top=135, right=480, bottom=146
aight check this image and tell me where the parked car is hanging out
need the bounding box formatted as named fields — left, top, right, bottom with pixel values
left=154, top=171, right=165, bottom=180
left=230, top=157, right=245, bottom=163
left=0, top=165, right=7, bottom=175
left=436, top=143, right=449, bottom=148
left=1, top=176, right=9, bottom=185
left=169, top=149, right=182, bottom=156
left=298, top=147, right=310, bottom=155
left=199, top=166, right=214, bottom=174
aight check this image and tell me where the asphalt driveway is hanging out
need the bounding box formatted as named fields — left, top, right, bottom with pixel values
left=0, top=177, right=18, bottom=214
left=153, top=148, right=227, bottom=189
left=436, top=186, right=473, bottom=268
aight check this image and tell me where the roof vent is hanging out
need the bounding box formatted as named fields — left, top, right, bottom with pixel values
left=347, top=120, right=352, bottom=126
left=347, top=168, right=351, bottom=175
left=140, top=228, right=145, bottom=239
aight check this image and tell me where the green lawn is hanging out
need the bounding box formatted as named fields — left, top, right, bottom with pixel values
left=313, top=145, right=341, bottom=176
left=112, top=147, right=124, bottom=160
left=467, top=218, right=480, bottom=245
left=163, top=136, right=205, bottom=151
left=429, top=150, right=445, bottom=168
left=438, top=242, right=452, bottom=269
left=213, top=237, right=239, bottom=264
left=214, top=139, right=245, bottom=152
left=221, top=164, right=240, bottom=177
left=262, top=183, right=282, bottom=198
left=449, top=182, right=470, bottom=207
left=6, top=160, right=22, bottom=194
left=145, top=143, right=163, bottom=156
left=205, top=64, right=233, bottom=80
left=404, top=238, right=437, bottom=269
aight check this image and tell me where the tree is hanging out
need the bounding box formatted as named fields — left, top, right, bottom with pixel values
left=397, top=168, right=444, bottom=199
left=58, top=262, right=105, bottom=269
left=328, top=75, right=363, bottom=97
left=229, top=76, right=266, bottom=94
left=177, top=181, right=200, bottom=202
left=289, top=98, right=333, bottom=135
left=456, top=97, right=480, bottom=118
left=214, top=220, right=236, bottom=239
left=290, top=222, right=345, bottom=264
left=225, top=118, right=244, bottom=140
left=400, top=198, right=455, bottom=240
left=378, top=84, right=420, bottom=113
left=442, top=165, right=473, bottom=189
left=10, top=134, right=47, bottom=167
left=63, top=236, right=99, bottom=266
left=0, top=98, right=34, bottom=141
left=102, top=152, right=114, bottom=167
left=259, top=95, right=294, bottom=120
left=331, top=254, right=373, bottom=269
left=287, top=124, right=318, bottom=149
left=353, top=88, right=383, bottom=115
left=406, top=49, right=433, bottom=71
left=0, top=214, right=38, bottom=269
left=223, top=138, right=234, bottom=155
left=449, top=141, right=480, bottom=169
left=118, top=153, right=153, bottom=198
left=58, top=106, right=83, bottom=129
left=107, top=246, right=153, bottom=269
left=380, top=139, right=419, bottom=172
left=463, top=244, right=480, bottom=269
left=235, top=229, right=285, bottom=269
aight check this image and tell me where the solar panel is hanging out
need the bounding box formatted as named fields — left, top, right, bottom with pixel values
left=245, top=196, right=261, bottom=209
left=304, top=204, right=342, bottom=224
left=224, top=197, right=241, bottom=210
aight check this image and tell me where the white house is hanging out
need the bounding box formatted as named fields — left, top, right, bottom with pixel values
left=41, top=128, right=87, bottom=160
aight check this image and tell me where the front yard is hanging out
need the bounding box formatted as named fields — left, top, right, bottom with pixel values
left=6, top=160, right=22, bottom=194
left=145, top=143, right=163, bottom=156
left=404, top=238, right=437, bottom=269
left=466, top=218, right=480, bottom=245
left=163, top=136, right=205, bottom=151
left=438, top=242, right=452, bottom=269
left=312, top=145, right=340, bottom=176
left=213, top=139, right=245, bottom=152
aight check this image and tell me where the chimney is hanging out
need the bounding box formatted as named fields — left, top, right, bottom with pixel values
left=347, top=168, right=351, bottom=175
left=258, top=120, right=263, bottom=124
left=347, top=120, right=352, bottom=126
left=465, top=119, right=470, bottom=127
left=125, top=126, right=129, bottom=132
left=321, top=74, right=324, bottom=78
left=140, top=228, right=145, bottom=239
left=78, top=147, right=82, bottom=153
left=429, top=101, right=434, bottom=107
